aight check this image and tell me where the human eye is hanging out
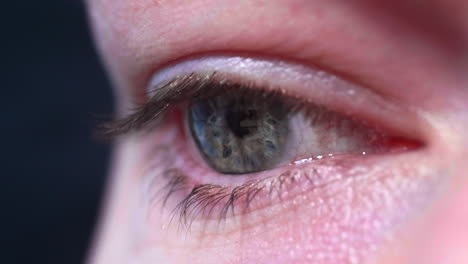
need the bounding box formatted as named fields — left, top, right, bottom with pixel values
left=103, top=55, right=425, bottom=231
left=87, top=0, right=468, bottom=261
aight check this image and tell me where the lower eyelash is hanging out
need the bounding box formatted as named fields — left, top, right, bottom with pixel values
left=150, top=165, right=326, bottom=231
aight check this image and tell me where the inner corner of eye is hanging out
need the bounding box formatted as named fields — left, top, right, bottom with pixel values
left=182, top=84, right=419, bottom=175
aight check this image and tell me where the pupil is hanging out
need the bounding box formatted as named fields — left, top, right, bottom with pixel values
left=225, top=107, right=258, bottom=138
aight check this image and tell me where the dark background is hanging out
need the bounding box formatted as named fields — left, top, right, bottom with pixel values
left=4, top=1, right=112, bottom=263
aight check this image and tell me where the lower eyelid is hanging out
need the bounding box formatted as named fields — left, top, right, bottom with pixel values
left=143, top=144, right=430, bottom=238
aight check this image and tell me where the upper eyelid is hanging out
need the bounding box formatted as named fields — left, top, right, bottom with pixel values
left=147, top=56, right=348, bottom=94
left=104, top=55, right=428, bottom=142
left=145, top=55, right=391, bottom=114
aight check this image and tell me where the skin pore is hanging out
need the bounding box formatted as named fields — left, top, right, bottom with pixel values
left=87, top=0, right=468, bottom=263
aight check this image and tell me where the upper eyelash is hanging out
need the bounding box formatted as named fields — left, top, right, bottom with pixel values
left=99, top=72, right=311, bottom=138
left=100, top=73, right=215, bottom=137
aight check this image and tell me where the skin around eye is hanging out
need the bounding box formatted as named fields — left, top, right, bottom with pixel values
left=93, top=55, right=440, bottom=264
left=126, top=62, right=421, bottom=228
left=100, top=55, right=435, bottom=264
left=96, top=54, right=442, bottom=263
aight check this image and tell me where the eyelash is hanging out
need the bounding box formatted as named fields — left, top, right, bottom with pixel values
left=104, top=72, right=418, bottom=230
left=166, top=168, right=302, bottom=229
left=155, top=162, right=347, bottom=230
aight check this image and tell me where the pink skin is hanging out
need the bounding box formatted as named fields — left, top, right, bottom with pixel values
left=86, top=0, right=468, bottom=264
